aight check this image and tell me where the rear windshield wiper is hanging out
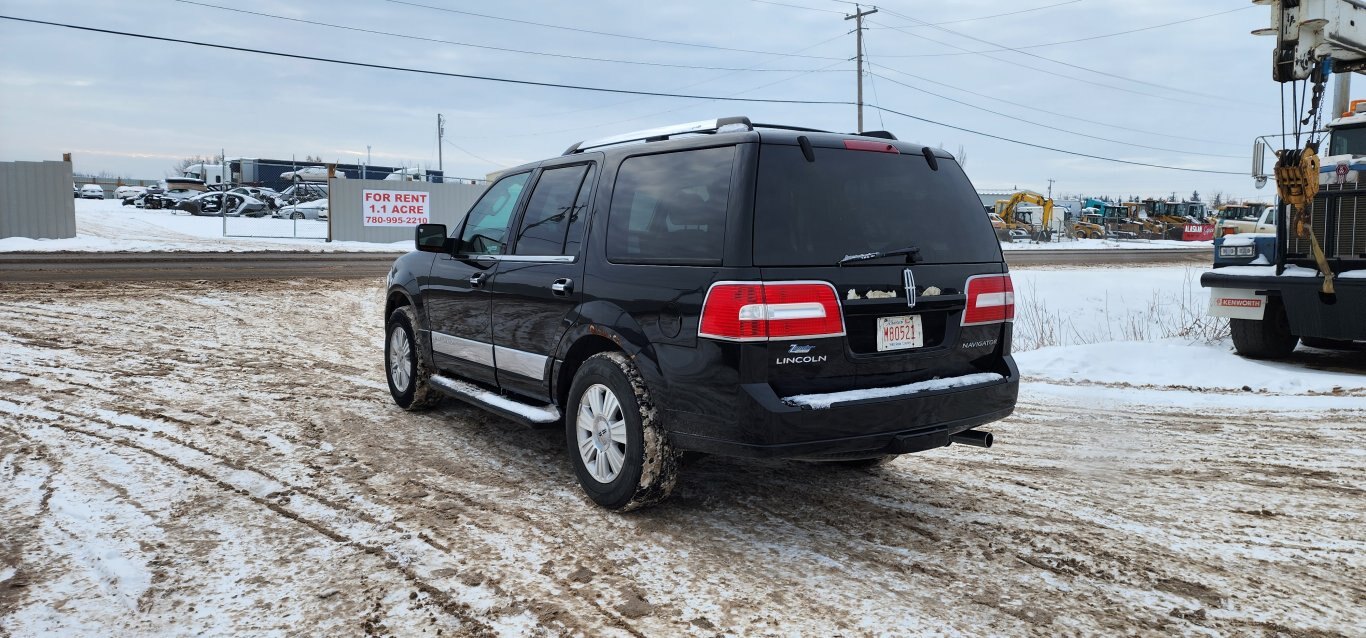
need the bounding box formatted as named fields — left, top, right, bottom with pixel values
left=838, top=246, right=920, bottom=266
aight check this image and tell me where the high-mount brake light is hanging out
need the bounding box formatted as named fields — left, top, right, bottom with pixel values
left=699, top=281, right=845, bottom=341
left=843, top=140, right=899, bottom=154
left=961, top=274, right=1015, bottom=326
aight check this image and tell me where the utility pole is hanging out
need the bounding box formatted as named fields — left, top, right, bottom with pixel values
left=436, top=113, right=445, bottom=173
left=845, top=5, right=877, bottom=133
left=1047, top=178, right=1056, bottom=200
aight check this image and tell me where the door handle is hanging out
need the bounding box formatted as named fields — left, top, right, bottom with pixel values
left=551, top=278, right=573, bottom=296
left=469, top=272, right=486, bottom=288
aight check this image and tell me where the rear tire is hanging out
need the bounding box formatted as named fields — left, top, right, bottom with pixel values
left=386, top=306, right=441, bottom=410
left=565, top=352, right=680, bottom=511
left=1230, top=298, right=1298, bottom=359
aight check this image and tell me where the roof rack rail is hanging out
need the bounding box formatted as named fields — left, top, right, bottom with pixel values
left=750, top=123, right=831, bottom=134
left=853, top=130, right=898, bottom=140
left=563, top=116, right=753, bottom=155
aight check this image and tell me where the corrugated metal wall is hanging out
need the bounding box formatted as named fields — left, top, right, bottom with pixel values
left=0, top=161, right=78, bottom=240
left=329, top=178, right=485, bottom=244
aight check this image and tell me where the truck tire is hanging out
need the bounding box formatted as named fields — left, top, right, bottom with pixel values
left=566, top=351, right=680, bottom=511
left=385, top=306, right=441, bottom=410
left=1230, top=298, right=1299, bottom=359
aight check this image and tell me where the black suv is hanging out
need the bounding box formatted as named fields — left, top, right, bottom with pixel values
left=384, top=117, right=1018, bottom=510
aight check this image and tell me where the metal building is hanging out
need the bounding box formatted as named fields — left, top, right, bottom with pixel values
left=0, top=160, right=77, bottom=240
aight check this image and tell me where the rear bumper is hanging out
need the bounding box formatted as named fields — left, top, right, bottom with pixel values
left=666, top=357, right=1018, bottom=459
left=1202, top=270, right=1366, bottom=341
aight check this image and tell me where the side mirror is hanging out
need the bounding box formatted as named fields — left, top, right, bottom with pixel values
left=415, top=223, right=449, bottom=253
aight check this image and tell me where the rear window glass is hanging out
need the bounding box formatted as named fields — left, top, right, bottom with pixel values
left=607, top=146, right=734, bottom=264
left=753, top=145, right=1001, bottom=265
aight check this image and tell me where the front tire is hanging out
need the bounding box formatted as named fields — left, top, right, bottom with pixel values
left=1230, top=298, right=1298, bottom=359
left=566, top=352, right=680, bottom=511
left=386, top=306, right=441, bottom=410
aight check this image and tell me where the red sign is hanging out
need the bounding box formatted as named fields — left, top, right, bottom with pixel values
left=1181, top=224, right=1215, bottom=241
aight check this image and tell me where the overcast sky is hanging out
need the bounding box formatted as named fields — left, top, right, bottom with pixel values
left=0, top=0, right=1289, bottom=200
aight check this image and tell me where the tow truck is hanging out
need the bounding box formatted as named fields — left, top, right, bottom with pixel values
left=1202, top=0, right=1366, bottom=358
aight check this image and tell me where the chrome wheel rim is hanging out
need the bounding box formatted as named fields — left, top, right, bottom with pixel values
left=576, top=384, right=628, bottom=484
left=388, top=326, right=412, bottom=393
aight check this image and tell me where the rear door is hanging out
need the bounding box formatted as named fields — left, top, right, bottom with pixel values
left=750, top=140, right=1008, bottom=397
left=488, top=160, right=597, bottom=399
left=424, top=171, right=531, bottom=386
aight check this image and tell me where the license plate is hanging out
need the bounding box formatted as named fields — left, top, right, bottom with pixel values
left=877, top=315, right=923, bottom=351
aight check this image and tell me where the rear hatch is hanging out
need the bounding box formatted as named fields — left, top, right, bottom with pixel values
left=750, top=139, right=1010, bottom=397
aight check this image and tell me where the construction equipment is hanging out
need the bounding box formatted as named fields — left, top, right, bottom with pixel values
left=992, top=191, right=1056, bottom=242
left=1203, top=0, right=1366, bottom=359
left=1120, top=201, right=1168, bottom=239
left=1081, top=198, right=1137, bottom=239
left=1067, top=211, right=1105, bottom=239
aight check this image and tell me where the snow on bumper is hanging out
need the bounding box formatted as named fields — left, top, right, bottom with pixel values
left=782, top=372, right=1006, bottom=410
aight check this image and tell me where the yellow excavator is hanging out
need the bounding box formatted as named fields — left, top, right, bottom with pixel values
left=992, top=191, right=1055, bottom=242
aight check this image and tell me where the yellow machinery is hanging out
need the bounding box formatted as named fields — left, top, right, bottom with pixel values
left=1068, top=211, right=1105, bottom=239
left=1120, top=201, right=1167, bottom=239
left=992, top=192, right=1055, bottom=242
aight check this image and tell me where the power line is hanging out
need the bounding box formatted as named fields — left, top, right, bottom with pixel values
left=871, top=18, right=1227, bottom=108
left=443, top=138, right=508, bottom=168
left=0, top=16, right=852, bottom=106
left=866, top=103, right=1245, bottom=175
left=870, top=0, right=1083, bottom=28
left=867, top=71, right=1241, bottom=158
left=869, top=61, right=1242, bottom=147
left=378, top=0, right=844, bottom=60
left=747, top=0, right=845, bottom=15
left=170, top=0, right=844, bottom=73
left=876, top=6, right=1255, bottom=57
left=0, top=14, right=1242, bottom=175
left=874, top=6, right=1231, bottom=102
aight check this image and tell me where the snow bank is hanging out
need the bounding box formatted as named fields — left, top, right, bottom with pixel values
left=1000, top=237, right=1209, bottom=251
left=1017, top=339, right=1366, bottom=396
left=0, top=199, right=407, bottom=253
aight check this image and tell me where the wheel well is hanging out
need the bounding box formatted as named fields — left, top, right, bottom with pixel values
left=556, top=335, right=620, bottom=408
left=385, top=291, right=410, bottom=323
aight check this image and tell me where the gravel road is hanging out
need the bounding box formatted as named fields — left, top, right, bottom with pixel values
left=1, top=279, right=1362, bottom=637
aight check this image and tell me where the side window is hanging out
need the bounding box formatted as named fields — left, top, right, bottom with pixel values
left=512, top=165, right=590, bottom=256
left=606, top=146, right=734, bottom=264
left=459, top=172, right=530, bottom=255
left=563, top=165, right=596, bottom=257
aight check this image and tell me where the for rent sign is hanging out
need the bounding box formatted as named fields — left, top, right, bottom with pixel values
left=363, top=189, right=430, bottom=227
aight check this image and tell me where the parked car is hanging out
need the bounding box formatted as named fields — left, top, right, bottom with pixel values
left=274, top=198, right=328, bottom=220
left=73, top=183, right=79, bottom=198
left=279, top=166, right=342, bottom=182
left=79, top=184, right=105, bottom=199
left=114, top=185, right=146, bottom=200
left=273, top=183, right=328, bottom=208
left=143, top=178, right=206, bottom=210
left=178, top=191, right=268, bottom=217
left=133, top=184, right=166, bottom=208
left=382, top=117, right=1017, bottom=511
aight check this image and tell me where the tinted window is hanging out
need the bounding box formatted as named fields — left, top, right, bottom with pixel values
left=513, top=165, right=590, bottom=256
left=564, top=165, right=596, bottom=257
left=753, top=145, right=1000, bottom=265
left=459, top=172, right=530, bottom=255
left=607, top=146, right=734, bottom=264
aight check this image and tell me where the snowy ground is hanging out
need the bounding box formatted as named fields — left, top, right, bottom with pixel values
left=1000, top=237, right=1210, bottom=251
left=1, top=268, right=1363, bottom=636
left=0, top=199, right=407, bottom=253
left=1, top=199, right=1208, bottom=254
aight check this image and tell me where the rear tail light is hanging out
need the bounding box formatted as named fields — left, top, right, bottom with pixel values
left=843, top=140, right=899, bottom=154
left=699, top=281, right=845, bottom=341
left=961, top=274, right=1015, bottom=326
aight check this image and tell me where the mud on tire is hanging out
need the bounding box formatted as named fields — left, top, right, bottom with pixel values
left=386, top=306, right=441, bottom=411
left=566, top=351, right=681, bottom=511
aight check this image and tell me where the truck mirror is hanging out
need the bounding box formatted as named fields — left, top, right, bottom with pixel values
left=415, top=224, right=449, bottom=253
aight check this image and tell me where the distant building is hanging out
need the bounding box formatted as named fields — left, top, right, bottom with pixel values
left=977, top=188, right=1045, bottom=210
